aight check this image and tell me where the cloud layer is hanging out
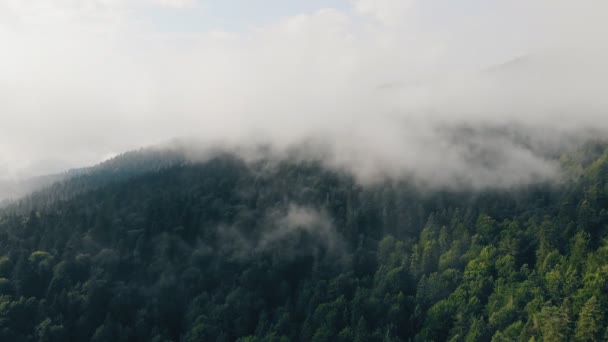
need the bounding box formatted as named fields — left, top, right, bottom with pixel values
left=0, top=0, right=607, bottom=189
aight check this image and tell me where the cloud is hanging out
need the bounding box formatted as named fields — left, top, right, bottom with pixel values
left=0, top=0, right=196, bottom=28
left=153, top=0, right=197, bottom=9
left=260, top=205, right=341, bottom=252
left=0, top=0, right=607, bottom=191
left=352, top=0, right=413, bottom=26
left=215, top=204, right=344, bottom=260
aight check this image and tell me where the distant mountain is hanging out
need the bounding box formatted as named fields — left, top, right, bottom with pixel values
left=1, top=145, right=191, bottom=214
left=0, top=174, right=66, bottom=206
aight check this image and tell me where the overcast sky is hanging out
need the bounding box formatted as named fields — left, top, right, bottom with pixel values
left=1, top=0, right=607, bottom=188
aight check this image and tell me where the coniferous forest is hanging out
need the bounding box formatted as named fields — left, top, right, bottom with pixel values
left=0, top=143, right=608, bottom=342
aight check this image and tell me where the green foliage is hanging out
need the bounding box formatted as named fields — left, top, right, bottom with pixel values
left=574, top=296, right=603, bottom=341
left=0, top=145, right=605, bottom=341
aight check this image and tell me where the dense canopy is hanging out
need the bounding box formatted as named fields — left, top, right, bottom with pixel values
left=0, top=143, right=607, bottom=341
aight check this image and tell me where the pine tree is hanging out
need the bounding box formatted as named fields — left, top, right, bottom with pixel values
left=354, top=317, right=370, bottom=342
left=574, top=296, right=603, bottom=342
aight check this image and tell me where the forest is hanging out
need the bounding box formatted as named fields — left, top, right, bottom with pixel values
left=0, top=142, right=607, bottom=341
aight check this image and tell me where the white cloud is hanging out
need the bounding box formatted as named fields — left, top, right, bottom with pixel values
left=352, top=0, right=413, bottom=26
left=153, top=0, right=196, bottom=9
left=259, top=205, right=341, bottom=252
left=0, top=0, right=196, bottom=24
left=0, top=0, right=607, bottom=190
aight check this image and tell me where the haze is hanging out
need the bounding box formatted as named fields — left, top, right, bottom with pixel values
left=1, top=0, right=607, bottom=190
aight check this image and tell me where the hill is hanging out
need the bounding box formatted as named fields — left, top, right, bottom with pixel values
left=0, top=144, right=607, bottom=341
left=1, top=146, right=188, bottom=214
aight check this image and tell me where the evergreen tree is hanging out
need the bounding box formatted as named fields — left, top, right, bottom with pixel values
left=574, top=296, right=603, bottom=342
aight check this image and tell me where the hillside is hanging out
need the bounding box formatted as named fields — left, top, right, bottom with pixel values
left=2, top=146, right=188, bottom=214
left=0, top=145, right=607, bottom=341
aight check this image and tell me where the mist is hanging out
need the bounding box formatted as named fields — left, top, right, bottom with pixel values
left=213, top=204, right=344, bottom=261
left=1, top=0, right=607, bottom=190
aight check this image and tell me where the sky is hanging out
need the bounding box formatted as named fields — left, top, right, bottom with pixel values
left=0, top=0, right=607, bottom=190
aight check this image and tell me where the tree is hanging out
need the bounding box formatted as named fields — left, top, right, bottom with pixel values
left=537, top=305, right=569, bottom=342
left=354, top=317, right=370, bottom=342
left=36, top=318, right=67, bottom=342
left=574, top=296, right=603, bottom=342
left=465, top=317, right=487, bottom=342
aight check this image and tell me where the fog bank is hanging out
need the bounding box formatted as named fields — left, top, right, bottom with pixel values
left=1, top=0, right=607, bottom=190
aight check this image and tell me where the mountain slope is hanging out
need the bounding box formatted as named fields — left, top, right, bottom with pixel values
left=2, top=146, right=189, bottom=214
left=0, top=146, right=606, bottom=341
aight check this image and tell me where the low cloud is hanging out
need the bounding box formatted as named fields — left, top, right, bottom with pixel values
left=259, top=205, right=342, bottom=252
left=352, top=0, right=414, bottom=26
left=215, top=205, right=344, bottom=260
left=0, top=0, right=607, bottom=191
